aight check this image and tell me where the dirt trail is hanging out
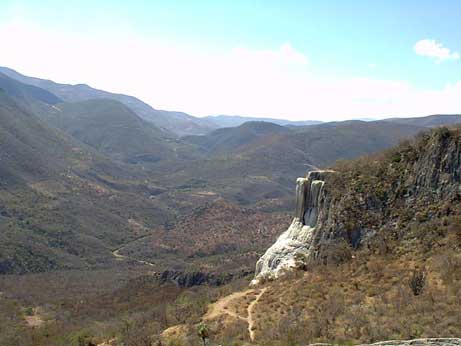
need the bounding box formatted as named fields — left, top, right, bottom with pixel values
left=112, top=248, right=127, bottom=260
left=204, top=290, right=250, bottom=321
left=204, top=287, right=267, bottom=342
left=248, top=287, right=267, bottom=341
left=24, top=308, right=45, bottom=328
left=97, top=338, right=117, bottom=346
left=111, top=235, right=155, bottom=267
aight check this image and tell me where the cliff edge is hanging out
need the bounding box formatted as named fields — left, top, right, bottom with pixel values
left=254, top=127, right=461, bottom=284
left=253, top=170, right=334, bottom=283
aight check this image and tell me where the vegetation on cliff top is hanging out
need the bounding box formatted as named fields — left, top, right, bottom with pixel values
left=196, top=127, right=461, bottom=346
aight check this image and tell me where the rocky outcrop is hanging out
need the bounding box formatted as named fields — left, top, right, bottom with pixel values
left=309, top=338, right=461, bottom=346
left=253, top=170, right=333, bottom=283
left=253, top=128, right=461, bottom=284
left=157, top=269, right=252, bottom=287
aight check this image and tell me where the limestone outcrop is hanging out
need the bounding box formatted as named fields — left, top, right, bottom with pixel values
left=253, top=128, right=461, bottom=284
left=253, top=170, right=333, bottom=283
left=309, top=338, right=461, bottom=346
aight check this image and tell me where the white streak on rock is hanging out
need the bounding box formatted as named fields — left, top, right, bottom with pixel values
left=252, top=171, right=331, bottom=284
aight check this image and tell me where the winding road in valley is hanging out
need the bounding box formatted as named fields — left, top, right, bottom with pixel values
left=111, top=234, right=156, bottom=267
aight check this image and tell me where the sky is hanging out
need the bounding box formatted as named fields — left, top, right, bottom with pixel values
left=1, top=0, right=461, bottom=121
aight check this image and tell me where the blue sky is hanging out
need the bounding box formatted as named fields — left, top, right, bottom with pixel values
left=1, top=0, right=460, bottom=120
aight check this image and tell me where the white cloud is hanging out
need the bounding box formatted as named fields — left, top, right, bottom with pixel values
left=0, top=21, right=460, bottom=121
left=414, top=39, right=459, bottom=63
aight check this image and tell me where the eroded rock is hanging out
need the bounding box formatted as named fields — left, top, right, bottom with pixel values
left=309, top=338, right=461, bottom=346
left=252, top=170, right=333, bottom=284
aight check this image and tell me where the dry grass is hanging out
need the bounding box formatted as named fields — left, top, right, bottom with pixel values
left=245, top=245, right=461, bottom=345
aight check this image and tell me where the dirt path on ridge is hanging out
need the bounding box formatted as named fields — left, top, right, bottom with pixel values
left=248, top=287, right=267, bottom=341
left=204, top=287, right=267, bottom=342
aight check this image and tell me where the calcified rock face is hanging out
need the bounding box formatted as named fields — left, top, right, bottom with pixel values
left=309, top=338, right=461, bottom=346
left=253, top=170, right=333, bottom=284
left=252, top=129, right=461, bottom=285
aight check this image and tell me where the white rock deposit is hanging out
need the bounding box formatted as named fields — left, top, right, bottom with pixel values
left=252, top=170, right=333, bottom=284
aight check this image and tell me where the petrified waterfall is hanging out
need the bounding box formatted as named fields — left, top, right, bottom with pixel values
left=252, top=171, right=330, bottom=284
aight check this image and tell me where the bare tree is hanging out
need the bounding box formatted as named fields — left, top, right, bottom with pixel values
left=409, top=269, right=426, bottom=296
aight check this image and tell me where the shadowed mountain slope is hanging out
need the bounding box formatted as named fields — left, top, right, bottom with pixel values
left=0, top=90, right=81, bottom=183
left=284, top=120, right=427, bottom=167
left=0, top=72, right=62, bottom=105
left=170, top=121, right=425, bottom=206
left=0, top=66, right=216, bottom=136
left=183, top=121, right=292, bottom=154
left=39, top=99, right=184, bottom=163
left=0, top=90, right=181, bottom=274
left=0, top=71, right=197, bottom=165
left=184, top=120, right=426, bottom=164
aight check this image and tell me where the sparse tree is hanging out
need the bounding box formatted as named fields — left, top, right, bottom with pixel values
left=409, top=269, right=426, bottom=296
left=197, top=323, right=210, bottom=346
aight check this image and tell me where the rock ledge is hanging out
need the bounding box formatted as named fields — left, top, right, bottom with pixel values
left=309, top=338, right=461, bottom=346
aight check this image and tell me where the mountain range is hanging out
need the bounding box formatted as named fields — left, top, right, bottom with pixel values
left=1, top=66, right=461, bottom=275
left=0, top=66, right=217, bottom=136
left=1, top=66, right=461, bottom=346
left=204, top=114, right=322, bottom=127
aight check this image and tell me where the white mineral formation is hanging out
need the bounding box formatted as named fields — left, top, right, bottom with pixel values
left=252, top=171, right=332, bottom=285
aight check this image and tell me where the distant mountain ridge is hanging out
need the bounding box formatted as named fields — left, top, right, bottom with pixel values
left=0, top=71, right=62, bottom=105
left=0, top=71, right=192, bottom=165
left=4, top=66, right=461, bottom=139
left=0, top=66, right=217, bottom=136
left=205, top=114, right=322, bottom=127
left=171, top=120, right=429, bottom=207
left=384, top=114, right=461, bottom=128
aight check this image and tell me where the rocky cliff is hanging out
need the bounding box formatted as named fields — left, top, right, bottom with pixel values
left=254, top=127, right=461, bottom=283
left=311, top=338, right=461, bottom=346
left=253, top=170, right=333, bottom=282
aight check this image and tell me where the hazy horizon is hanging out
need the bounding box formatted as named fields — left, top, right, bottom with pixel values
left=2, top=0, right=461, bottom=121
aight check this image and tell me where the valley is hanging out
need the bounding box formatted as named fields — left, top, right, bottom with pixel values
left=0, top=67, right=460, bottom=346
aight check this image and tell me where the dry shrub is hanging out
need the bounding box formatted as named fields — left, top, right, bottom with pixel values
left=436, top=252, right=461, bottom=285
left=409, top=269, right=426, bottom=296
